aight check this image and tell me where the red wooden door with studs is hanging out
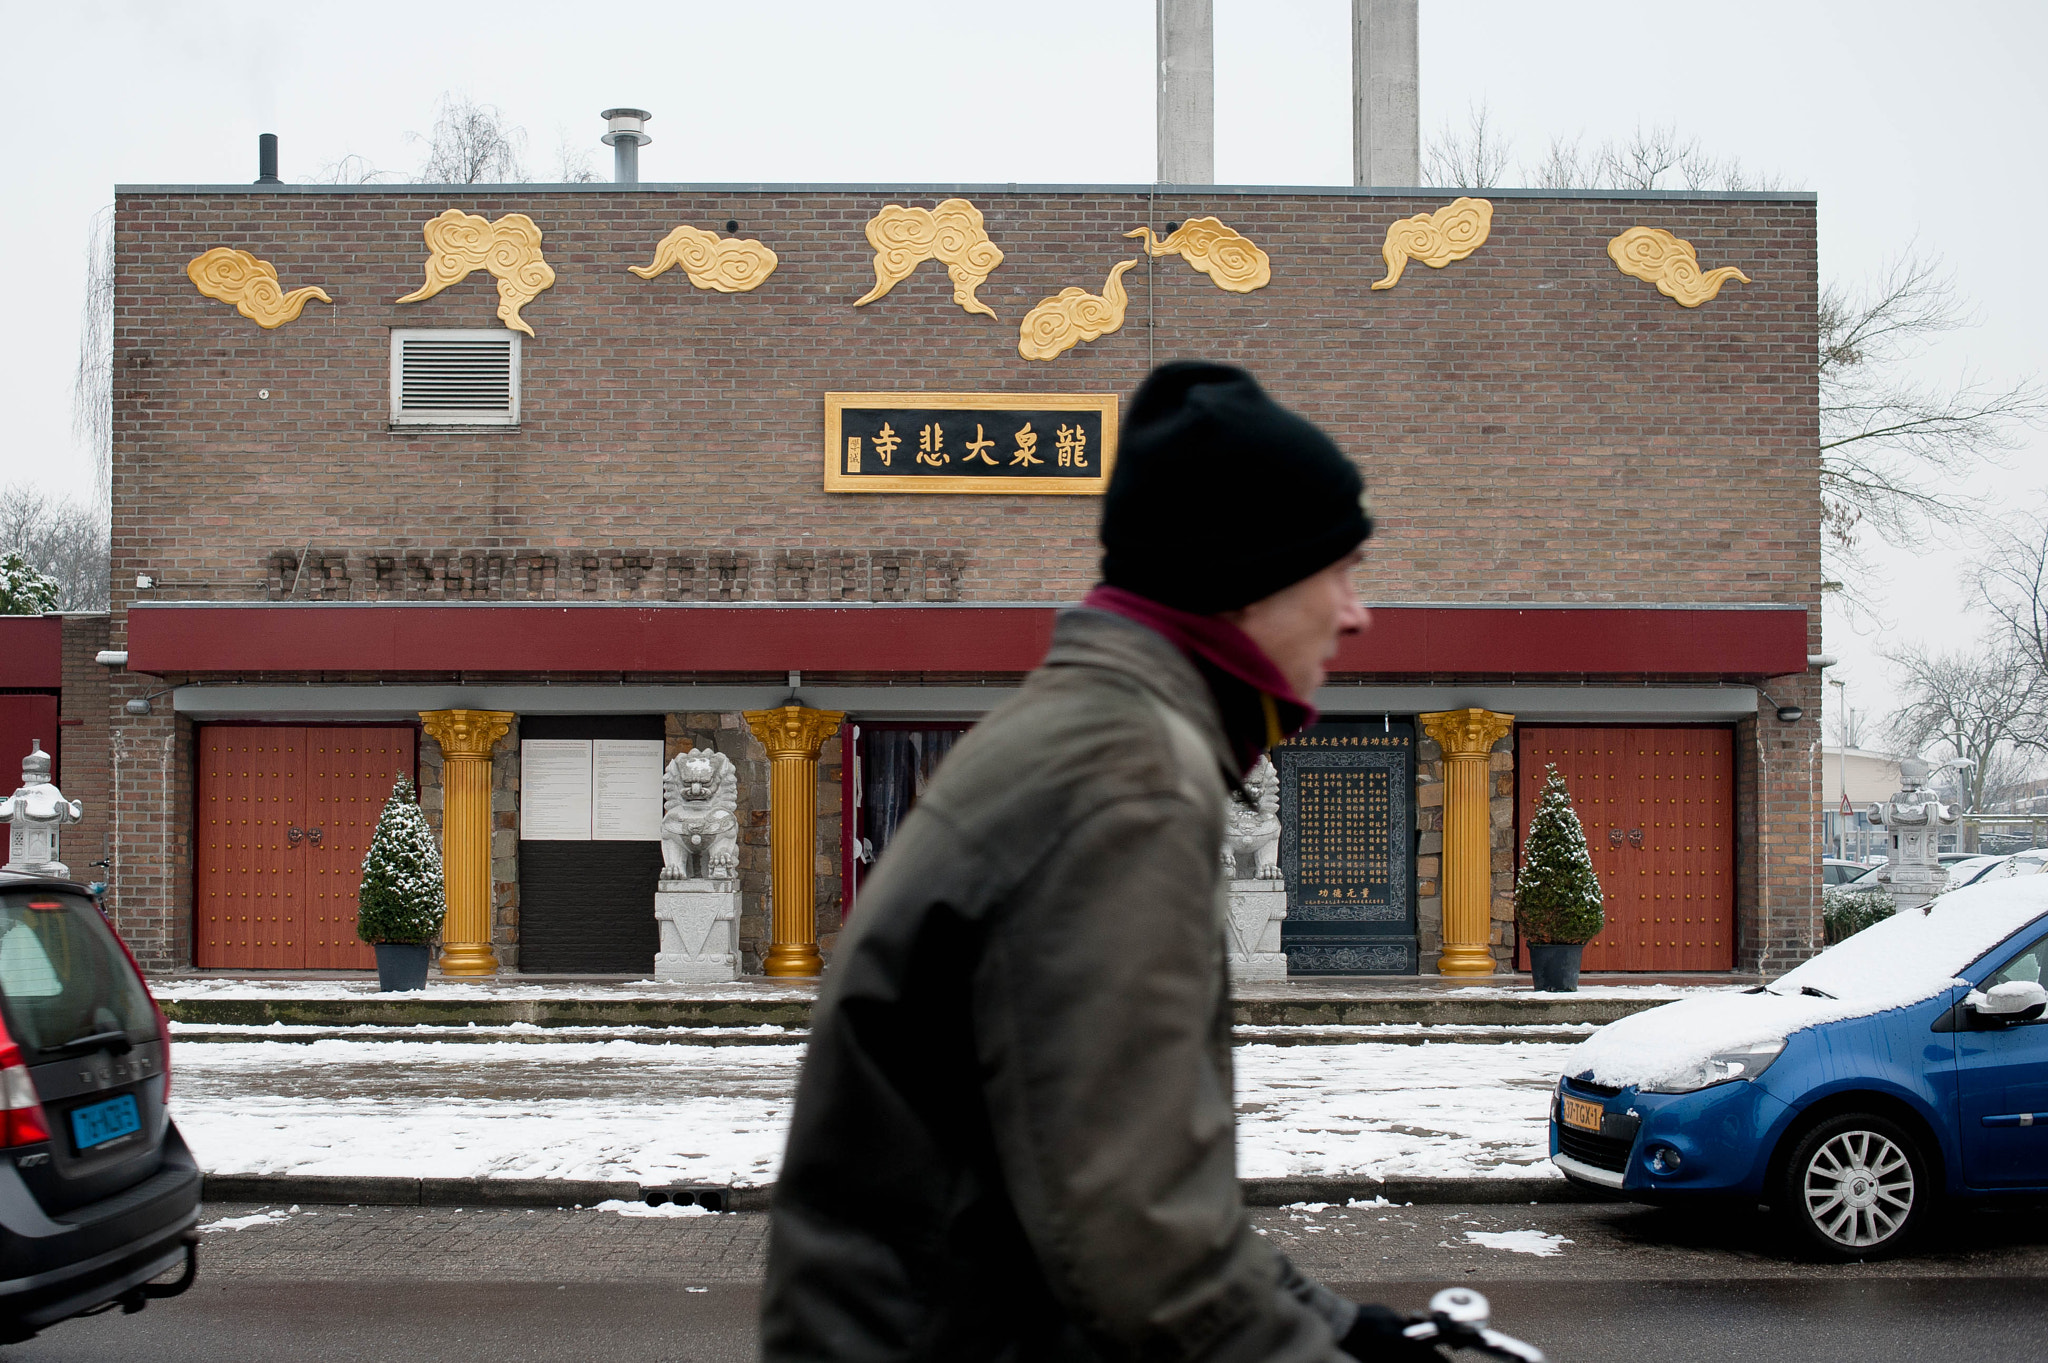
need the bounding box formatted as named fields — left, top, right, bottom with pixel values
left=1516, top=727, right=1735, bottom=972
left=196, top=726, right=416, bottom=969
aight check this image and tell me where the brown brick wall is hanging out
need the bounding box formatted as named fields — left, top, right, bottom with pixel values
left=106, top=185, right=1822, bottom=972
left=107, top=187, right=1817, bottom=615
left=57, top=615, right=111, bottom=882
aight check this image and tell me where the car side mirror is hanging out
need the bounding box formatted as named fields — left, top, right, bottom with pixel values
left=1965, top=981, right=2048, bottom=1024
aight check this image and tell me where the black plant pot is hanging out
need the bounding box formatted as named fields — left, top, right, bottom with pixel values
left=374, top=942, right=431, bottom=992
left=1527, top=942, right=1584, bottom=993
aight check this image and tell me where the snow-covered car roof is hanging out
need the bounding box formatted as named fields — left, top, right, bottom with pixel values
left=1566, top=878, right=2048, bottom=1090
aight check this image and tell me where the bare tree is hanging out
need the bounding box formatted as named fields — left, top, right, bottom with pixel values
left=1821, top=251, right=2046, bottom=556
left=551, top=131, right=601, bottom=185
left=71, top=206, right=114, bottom=515
left=412, top=94, right=528, bottom=184
left=1884, top=641, right=2045, bottom=811
left=316, top=152, right=392, bottom=185
left=0, top=485, right=109, bottom=612
left=1423, top=104, right=1512, bottom=189
left=1977, top=512, right=2048, bottom=679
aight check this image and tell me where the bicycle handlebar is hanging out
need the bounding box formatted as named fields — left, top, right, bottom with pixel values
left=1400, top=1289, right=1547, bottom=1362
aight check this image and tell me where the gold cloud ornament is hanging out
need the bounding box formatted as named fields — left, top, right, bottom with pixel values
left=397, top=210, right=556, bottom=336
left=1370, top=197, right=1493, bottom=291
left=1018, top=259, right=1139, bottom=362
left=630, top=225, right=778, bottom=293
left=854, top=199, right=1004, bottom=319
left=1607, top=226, right=1750, bottom=308
left=185, top=248, right=333, bottom=329
left=1124, top=217, right=1270, bottom=293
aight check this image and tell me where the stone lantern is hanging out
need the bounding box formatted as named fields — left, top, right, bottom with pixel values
left=1868, top=757, right=1962, bottom=911
left=0, top=741, right=83, bottom=878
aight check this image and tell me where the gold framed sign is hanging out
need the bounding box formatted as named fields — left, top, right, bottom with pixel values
left=824, top=392, right=1117, bottom=495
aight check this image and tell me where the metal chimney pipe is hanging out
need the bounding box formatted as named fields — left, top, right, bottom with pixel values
left=1155, top=0, right=1213, bottom=184
left=256, top=133, right=280, bottom=185
left=1352, top=0, right=1419, bottom=187
left=601, top=108, right=652, bottom=184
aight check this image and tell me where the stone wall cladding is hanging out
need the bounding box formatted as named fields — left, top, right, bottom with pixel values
left=107, top=186, right=1822, bottom=971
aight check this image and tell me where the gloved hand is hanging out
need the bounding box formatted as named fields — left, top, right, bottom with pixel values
left=1339, top=1303, right=1449, bottom=1362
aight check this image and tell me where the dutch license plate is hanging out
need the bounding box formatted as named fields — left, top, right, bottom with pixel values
left=70, top=1094, right=141, bottom=1151
left=1561, top=1095, right=1605, bottom=1133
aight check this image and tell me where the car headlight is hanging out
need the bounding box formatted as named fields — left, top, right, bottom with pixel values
left=1639, top=1037, right=1786, bottom=1094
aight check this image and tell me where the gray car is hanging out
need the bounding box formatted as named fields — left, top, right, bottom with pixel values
left=0, top=873, right=198, bottom=1341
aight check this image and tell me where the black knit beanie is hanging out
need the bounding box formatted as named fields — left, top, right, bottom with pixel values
left=1100, top=361, right=1373, bottom=613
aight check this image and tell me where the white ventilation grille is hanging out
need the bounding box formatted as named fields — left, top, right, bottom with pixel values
left=390, top=329, right=520, bottom=426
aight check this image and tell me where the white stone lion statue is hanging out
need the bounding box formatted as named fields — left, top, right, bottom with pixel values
left=660, top=749, right=740, bottom=881
left=1221, top=753, right=1283, bottom=880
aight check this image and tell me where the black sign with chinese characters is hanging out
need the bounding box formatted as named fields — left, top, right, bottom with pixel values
left=1275, top=719, right=1417, bottom=975
left=824, top=392, right=1116, bottom=495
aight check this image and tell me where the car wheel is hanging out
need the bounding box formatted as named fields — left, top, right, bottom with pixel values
left=1776, top=1112, right=1929, bottom=1259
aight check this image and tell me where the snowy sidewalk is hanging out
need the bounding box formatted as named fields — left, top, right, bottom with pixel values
left=170, top=1034, right=1577, bottom=1193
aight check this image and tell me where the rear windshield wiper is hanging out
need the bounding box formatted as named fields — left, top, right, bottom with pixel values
left=42, top=1030, right=135, bottom=1057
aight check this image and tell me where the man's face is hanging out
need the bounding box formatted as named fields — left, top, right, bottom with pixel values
left=1222, top=549, right=1370, bottom=700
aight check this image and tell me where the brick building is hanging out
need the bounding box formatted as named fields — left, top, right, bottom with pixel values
left=96, top=178, right=1822, bottom=978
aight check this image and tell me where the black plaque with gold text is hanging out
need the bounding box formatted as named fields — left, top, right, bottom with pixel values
left=824, top=392, right=1116, bottom=495
left=1275, top=719, right=1416, bottom=975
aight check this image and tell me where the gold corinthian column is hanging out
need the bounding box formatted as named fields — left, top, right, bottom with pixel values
left=743, top=704, right=845, bottom=978
left=418, top=709, right=513, bottom=977
left=1419, top=708, right=1514, bottom=978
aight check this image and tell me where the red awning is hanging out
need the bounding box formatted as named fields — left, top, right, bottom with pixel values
left=126, top=602, right=1811, bottom=679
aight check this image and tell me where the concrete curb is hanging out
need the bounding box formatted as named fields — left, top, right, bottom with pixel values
left=164, top=995, right=1671, bottom=1030
left=202, top=1174, right=1595, bottom=1212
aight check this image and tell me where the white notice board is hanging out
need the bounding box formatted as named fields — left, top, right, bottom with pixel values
left=520, top=740, right=594, bottom=840
left=519, top=738, right=665, bottom=841
left=593, top=740, right=664, bottom=841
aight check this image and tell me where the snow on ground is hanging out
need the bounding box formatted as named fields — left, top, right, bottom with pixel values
left=1463, top=1229, right=1571, bottom=1257
left=592, top=1198, right=716, bottom=1218
left=199, top=1206, right=301, bottom=1232
left=1233, top=1041, right=1564, bottom=1181
left=169, top=1036, right=1575, bottom=1187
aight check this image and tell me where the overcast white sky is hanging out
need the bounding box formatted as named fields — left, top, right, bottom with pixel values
left=1, top=0, right=2041, bottom=735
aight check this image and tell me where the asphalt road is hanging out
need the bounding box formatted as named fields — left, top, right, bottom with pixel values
left=8, top=1199, right=2046, bottom=1362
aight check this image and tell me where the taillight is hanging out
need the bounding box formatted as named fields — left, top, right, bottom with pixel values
left=100, top=915, right=171, bottom=1103
left=0, top=1017, right=50, bottom=1148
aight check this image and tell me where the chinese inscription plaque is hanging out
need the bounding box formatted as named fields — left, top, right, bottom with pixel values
left=825, top=392, right=1116, bottom=495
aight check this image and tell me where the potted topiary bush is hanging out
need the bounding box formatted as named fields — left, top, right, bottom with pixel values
left=1514, top=765, right=1605, bottom=992
left=357, top=776, right=446, bottom=992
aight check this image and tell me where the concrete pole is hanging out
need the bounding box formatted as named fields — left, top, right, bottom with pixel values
left=1157, top=0, right=1214, bottom=184
left=419, top=709, right=513, bottom=977
left=1352, top=0, right=1419, bottom=187
left=1421, top=708, right=1514, bottom=976
left=744, top=703, right=845, bottom=977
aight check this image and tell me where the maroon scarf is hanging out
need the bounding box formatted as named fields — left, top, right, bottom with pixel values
left=1081, top=585, right=1317, bottom=763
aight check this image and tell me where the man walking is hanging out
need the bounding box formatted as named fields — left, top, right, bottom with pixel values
left=761, top=362, right=1436, bottom=1362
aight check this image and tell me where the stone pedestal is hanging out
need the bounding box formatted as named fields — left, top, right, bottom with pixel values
left=1226, top=879, right=1289, bottom=981
left=655, top=882, right=740, bottom=983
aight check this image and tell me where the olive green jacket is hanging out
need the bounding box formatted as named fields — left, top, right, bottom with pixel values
left=760, top=608, right=1350, bottom=1363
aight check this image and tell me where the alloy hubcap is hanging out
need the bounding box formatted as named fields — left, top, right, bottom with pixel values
left=1804, top=1129, right=1913, bottom=1248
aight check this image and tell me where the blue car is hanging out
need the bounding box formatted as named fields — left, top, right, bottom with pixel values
left=1550, top=877, right=2048, bottom=1258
